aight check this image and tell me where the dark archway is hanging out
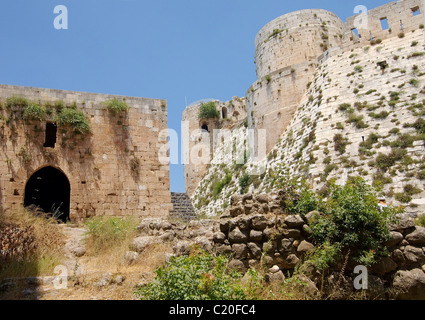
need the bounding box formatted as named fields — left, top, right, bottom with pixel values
left=222, top=107, right=228, bottom=119
left=24, top=166, right=70, bottom=223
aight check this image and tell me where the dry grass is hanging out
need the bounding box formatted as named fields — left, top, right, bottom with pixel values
left=0, top=208, right=65, bottom=281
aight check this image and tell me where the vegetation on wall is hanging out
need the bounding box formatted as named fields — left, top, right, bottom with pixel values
left=103, top=98, right=130, bottom=114
left=199, top=102, right=220, bottom=119
left=56, top=107, right=91, bottom=134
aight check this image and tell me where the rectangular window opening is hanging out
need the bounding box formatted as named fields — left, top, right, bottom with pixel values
left=412, top=7, right=421, bottom=16
left=44, top=122, right=57, bottom=148
left=380, top=18, right=389, bottom=30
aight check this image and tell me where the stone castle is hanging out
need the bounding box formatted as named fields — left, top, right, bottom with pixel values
left=1, top=0, right=424, bottom=223
left=184, top=0, right=425, bottom=217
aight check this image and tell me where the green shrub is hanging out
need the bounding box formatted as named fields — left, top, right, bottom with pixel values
left=239, top=173, right=252, bottom=194
left=104, top=98, right=129, bottom=114
left=375, top=148, right=407, bottom=172
left=369, top=111, right=389, bottom=119
left=135, top=250, right=245, bottom=300
left=199, top=102, right=219, bottom=119
left=211, top=174, right=232, bottom=199
left=333, top=134, right=349, bottom=154
left=5, top=96, right=29, bottom=109
left=23, top=104, right=47, bottom=121
left=56, top=108, right=91, bottom=134
left=395, top=193, right=412, bottom=203
left=84, top=216, right=138, bottom=254
left=309, top=177, right=399, bottom=267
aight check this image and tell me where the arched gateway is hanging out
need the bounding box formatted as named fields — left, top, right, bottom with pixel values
left=24, top=166, right=71, bottom=223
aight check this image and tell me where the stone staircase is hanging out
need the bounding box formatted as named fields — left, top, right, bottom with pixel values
left=169, top=193, right=197, bottom=222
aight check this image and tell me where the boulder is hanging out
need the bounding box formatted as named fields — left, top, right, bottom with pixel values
left=249, top=230, right=263, bottom=242
left=392, top=249, right=406, bottom=265
left=269, top=265, right=280, bottom=273
left=232, top=243, right=248, bottom=259
left=389, top=215, right=415, bottom=231
left=130, top=236, right=159, bottom=253
left=265, top=270, right=285, bottom=284
left=371, top=257, right=398, bottom=276
left=213, top=232, right=227, bottom=244
left=216, top=244, right=232, bottom=256
left=392, top=269, right=425, bottom=300
left=194, top=236, right=213, bottom=252
left=229, top=227, right=248, bottom=243
left=405, top=227, right=425, bottom=245
left=404, top=246, right=425, bottom=265
left=282, top=229, right=301, bottom=239
left=94, top=272, right=112, bottom=287
left=297, top=241, right=315, bottom=254
left=230, top=206, right=244, bottom=217
left=284, top=215, right=305, bottom=228
left=228, top=259, right=247, bottom=273
left=173, top=240, right=191, bottom=256
left=384, top=231, right=404, bottom=247
left=280, top=238, right=294, bottom=253
left=247, top=242, right=262, bottom=259
left=282, top=254, right=300, bottom=269
left=230, top=195, right=243, bottom=206
left=251, top=215, right=269, bottom=230
left=236, top=216, right=251, bottom=231
left=255, top=194, right=270, bottom=204
left=366, top=275, right=386, bottom=300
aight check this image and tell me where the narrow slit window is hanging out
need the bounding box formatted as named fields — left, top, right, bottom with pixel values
left=44, top=122, right=57, bottom=148
left=380, top=18, right=389, bottom=30
left=412, top=7, right=421, bottom=16
left=351, top=28, right=360, bottom=38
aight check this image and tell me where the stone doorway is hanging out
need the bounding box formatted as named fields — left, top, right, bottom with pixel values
left=24, top=166, right=71, bottom=223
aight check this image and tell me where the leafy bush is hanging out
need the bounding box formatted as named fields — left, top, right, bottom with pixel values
left=333, top=134, right=349, bottom=154
left=211, top=174, right=232, bottom=199
left=375, top=148, right=407, bottom=172
left=199, top=102, right=219, bottom=119
left=309, top=177, right=399, bottom=266
left=239, top=173, right=252, bottom=194
left=135, top=249, right=245, bottom=300
left=104, top=98, right=129, bottom=114
left=56, top=108, right=91, bottom=134
left=84, top=216, right=137, bottom=254
left=23, top=104, right=47, bottom=121
left=5, top=96, right=30, bottom=109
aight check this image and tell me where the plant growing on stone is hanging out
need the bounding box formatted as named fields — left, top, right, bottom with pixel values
left=23, top=103, right=47, bottom=121
left=199, top=102, right=219, bottom=119
left=104, top=98, right=130, bottom=114
left=56, top=108, right=91, bottom=134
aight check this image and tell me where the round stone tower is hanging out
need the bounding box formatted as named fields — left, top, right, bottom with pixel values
left=255, top=9, right=344, bottom=79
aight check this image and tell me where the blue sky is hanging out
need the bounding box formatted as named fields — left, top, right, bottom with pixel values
left=0, top=0, right=391, bottom=192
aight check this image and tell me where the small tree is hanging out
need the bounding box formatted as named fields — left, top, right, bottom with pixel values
left=199, top=102, right=219, bottom=119
left=310, top=177, right=400, bottom=267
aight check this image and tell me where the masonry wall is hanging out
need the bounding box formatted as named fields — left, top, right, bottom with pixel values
left=342, top=0, right=425, bottom=50
left=0, top=84, right=172, bottom=222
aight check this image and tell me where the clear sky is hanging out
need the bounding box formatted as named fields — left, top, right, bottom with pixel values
left=0, top=0, right=392, bottom=192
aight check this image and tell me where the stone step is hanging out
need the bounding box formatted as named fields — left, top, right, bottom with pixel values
left=169, top=192, right=197, bottom=222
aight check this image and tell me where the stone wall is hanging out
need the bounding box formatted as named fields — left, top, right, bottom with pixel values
left=0, top=84, right=172, bottom=222
left=137, top=190, right=425, bottom=299
left=342, top=0, right=424, bottom=50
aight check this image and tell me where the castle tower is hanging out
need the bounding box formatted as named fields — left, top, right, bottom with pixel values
left=248, top=9, right=345, bottom=154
